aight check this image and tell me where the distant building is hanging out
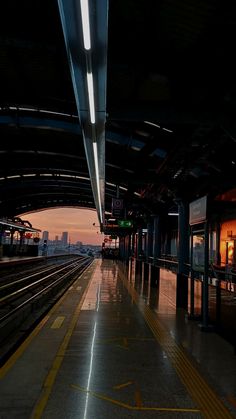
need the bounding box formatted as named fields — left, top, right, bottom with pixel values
left=42, top=231, right=49, bottom=242
left=55, top=235, right=59, bottom=242
left=61, top=231, right=68, bottom=246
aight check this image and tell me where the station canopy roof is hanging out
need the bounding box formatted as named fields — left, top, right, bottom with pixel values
left=1, top=0, right=236, bottom=229
left=0, top=217, right=41, bottom=233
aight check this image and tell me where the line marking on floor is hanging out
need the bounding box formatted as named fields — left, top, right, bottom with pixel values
left=134, top=383, right=143, bottom=407
left=0, top=315, right=49, bottom=379
left=71, top=384, right=201, bottom=413
left=114, top=380, right=143, bottom=407
left=227, top=396, right=236, bottom=409
left=97, top=336, right=155, bottom=345
left=0, top=260, right=96, bottom=380
left=51, top=316, right=65, bottom=329
left=118, top=266, right=234, bottom=419
left=0, top=279, right=76, bottom=378
left=113, top=381, right=133, bottom=390
left=30, top=260, right=97, bottom=419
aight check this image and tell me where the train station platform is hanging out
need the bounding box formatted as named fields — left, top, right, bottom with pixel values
left=0, top=254, right=73, bottom=268
left=0, top=259, right=236, bottom=418
left=0, top=255, right=43, bottom=266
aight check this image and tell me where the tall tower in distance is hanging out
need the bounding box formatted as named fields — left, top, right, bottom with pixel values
left=42, top=231, right=49, bottom=242
left=61, top=231, right=68, bottom=247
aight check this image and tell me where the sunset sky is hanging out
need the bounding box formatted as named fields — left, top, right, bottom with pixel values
left=25, top=207, right=104, bottom=245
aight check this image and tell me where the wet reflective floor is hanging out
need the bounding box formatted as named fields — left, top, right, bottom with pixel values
left=0, top=259, right=236, bottom=418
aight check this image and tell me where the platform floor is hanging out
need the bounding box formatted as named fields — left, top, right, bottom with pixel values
left=0, top=259, right=236, bottom=418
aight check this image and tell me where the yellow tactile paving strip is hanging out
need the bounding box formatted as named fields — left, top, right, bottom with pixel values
left=119, top=265, right=233, bottom=419
left=30, top=262, right=97, bottom=419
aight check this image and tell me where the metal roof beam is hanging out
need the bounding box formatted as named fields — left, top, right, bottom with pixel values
left=57, top=0, right=108, bottom=228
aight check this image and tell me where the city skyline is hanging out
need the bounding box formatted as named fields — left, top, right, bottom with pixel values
left=25, top=207, right=104, bottom=245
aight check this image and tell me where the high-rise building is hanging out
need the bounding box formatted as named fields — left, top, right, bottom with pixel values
left=42, top=231, right=49, bottom=242
left=61, top=231, right=68, bottom=246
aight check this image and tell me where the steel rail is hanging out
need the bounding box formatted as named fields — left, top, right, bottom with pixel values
left=0, top=257, right=92, bottom=324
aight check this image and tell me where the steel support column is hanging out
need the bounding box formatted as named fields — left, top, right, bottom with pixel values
left=135, top=228, right=143, bottom=278
left=151, top=216, right=161, bottom=287
left=176, top=202, right=189, bottom=310
left=200, top=221, right=210, bottom=330
left=144, top=221, right=153, bottom=282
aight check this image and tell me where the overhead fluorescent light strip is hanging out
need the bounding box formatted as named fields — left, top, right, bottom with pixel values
left=93, top=142, right=103, bottom=222
left=80, top=0, right=91, bottom=50
left=162, top=127, right=173, bottom=133
left=106, top=182, right=116, bottom=188
left=87, top=72, right=95, bottom=124
left=144, top=120, right=161, bottom=128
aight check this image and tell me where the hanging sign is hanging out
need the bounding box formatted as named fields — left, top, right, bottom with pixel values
left=189, top=196, right=207, bottom=225
left=112, top=198, right=124, bottom=217
left=117, top=220, right=133, bottom=228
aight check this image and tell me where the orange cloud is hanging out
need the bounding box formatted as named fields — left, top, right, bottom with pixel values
left=24, top=208, right=103, bottom=245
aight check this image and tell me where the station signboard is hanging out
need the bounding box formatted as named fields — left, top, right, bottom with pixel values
left=103, top=218, right=134, bottom=236
left=117, top=220, right=133, bottom=228
left=189, top=196, right=207, bottom=225
left=112, top=198, right=124, bottom=218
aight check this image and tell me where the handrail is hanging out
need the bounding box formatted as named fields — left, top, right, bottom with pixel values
left=157, top=257, right=178, bottom=265
left=135, top=254, right=236, bottom=283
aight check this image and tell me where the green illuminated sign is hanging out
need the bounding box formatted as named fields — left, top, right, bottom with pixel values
left=117, top=220, right=133, bottom=228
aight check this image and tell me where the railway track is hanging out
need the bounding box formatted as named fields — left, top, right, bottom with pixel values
left=0, top=255, right=93, bottom=364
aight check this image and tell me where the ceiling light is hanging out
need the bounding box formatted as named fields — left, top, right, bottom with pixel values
left=144, top=120, right=161, bottom=128
left=87, top=72, right=95, bottom=124
left=106, top=182, right=116, bottom=187
left=80, top=0, right=91, bottom=50
left=173, top=168, right=183, bottom=179
left=162, top=127, right=173, bottom=133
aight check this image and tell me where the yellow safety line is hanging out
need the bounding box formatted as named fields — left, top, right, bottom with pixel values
left=0, top=277, right=75, bottom=378
left=119, top=267, right=233, bottom=419
left=0, top=260, right=96, bottom=380
left=134, top=386, right=143, bottom=407
left=71, top=384, right=200, bottom=413
left=30, top=261, right=97, bottom=419
left=0, top=315, right=50, bottom=379
left=51, top=316, right=65, bottom=329
left=113, top=381, right=133, bottom=390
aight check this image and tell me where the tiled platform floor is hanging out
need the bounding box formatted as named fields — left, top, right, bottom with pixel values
left=0, top=259, right=235, bottom=418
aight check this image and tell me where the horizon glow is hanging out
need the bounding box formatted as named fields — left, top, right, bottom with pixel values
left=25, top=207, right=103, bottom=245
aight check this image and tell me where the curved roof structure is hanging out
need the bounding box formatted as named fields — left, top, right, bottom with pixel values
left=1, top=0, right=236, bottom=228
